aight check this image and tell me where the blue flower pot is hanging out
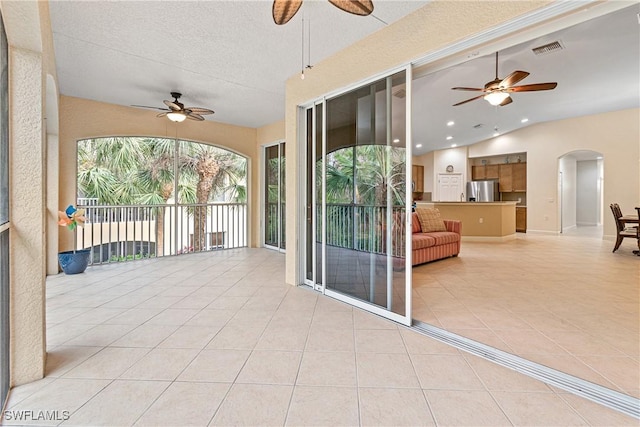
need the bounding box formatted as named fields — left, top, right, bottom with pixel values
left=58, top=249, right=91, bottom=275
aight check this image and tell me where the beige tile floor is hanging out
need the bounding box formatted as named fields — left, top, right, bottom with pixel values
left=1, top=246, right=638, bottom=426
left=413, top=226, right=640, bottom=399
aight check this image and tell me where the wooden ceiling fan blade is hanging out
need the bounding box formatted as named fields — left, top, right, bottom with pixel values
left=500, top=70, right=529, bottom=88
left=131, top=104, right=170, bottom=111
left=186, top=113, right=205, bottom=121
left=499, top=95, right=513, bottom=106
left=156, top=112, right=169, bottom=118
left=186, top=107, right=215, bottom=115
left=451, top=87, right=485, bottom=91
left=328, top=0, right=374, bottom=16
left=273, top=0, right=303, bottom=25
left=163, top=100, right=182, bottom=110
left=508, top=82, right=557, bottom=92
left=453, top=94, right=485, bottom=106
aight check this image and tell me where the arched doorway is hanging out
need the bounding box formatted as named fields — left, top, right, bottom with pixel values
left=558, top=150, right=604, bottom=236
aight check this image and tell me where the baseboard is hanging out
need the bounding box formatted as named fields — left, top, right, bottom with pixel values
left=526, top=229, right=559, bottom=235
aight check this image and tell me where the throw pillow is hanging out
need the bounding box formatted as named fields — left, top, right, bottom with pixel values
left=416, top=208, right=447, bottom=232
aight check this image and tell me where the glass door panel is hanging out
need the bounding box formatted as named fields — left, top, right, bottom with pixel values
left=302, top=68, right=410, bottom=325
left=323, top=71, right=408, bottom=322
left=264, top=142, right=285, bottom=251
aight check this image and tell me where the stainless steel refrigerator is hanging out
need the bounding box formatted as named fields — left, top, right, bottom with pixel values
left=467, top=180, right=499, bottom=202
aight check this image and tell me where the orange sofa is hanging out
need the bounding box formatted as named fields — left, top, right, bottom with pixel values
left=411, top=212, right=461, bottom=266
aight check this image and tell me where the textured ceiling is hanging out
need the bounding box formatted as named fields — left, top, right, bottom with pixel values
left=49, top=1, right=639, bottom=155
left=49, top=0, right=428, bottom=128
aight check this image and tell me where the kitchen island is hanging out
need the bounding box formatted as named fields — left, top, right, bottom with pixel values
left=416, top=201, right=517, bottom=241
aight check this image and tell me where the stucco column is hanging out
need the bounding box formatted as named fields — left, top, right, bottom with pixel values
left=9, top=46, right=46, bottom=385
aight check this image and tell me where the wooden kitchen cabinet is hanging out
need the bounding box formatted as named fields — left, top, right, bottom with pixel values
left=412, top=165, right=424, bottom=193
left=516, top=207, right=527, bottom=232
left=512, top=162, right=527, bottom=191
left=471, top=165, right=485, bottom=180
left=485, top=164, right=499, bottom=179
left=499, top=164, right=513, bottom=192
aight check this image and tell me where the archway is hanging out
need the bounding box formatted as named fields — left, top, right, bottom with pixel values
left=558, top=150, right=604, bottom=236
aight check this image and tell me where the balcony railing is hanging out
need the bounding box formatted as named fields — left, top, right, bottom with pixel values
left=75, top=202, right=247, bottom=265
left=323, top=204, right=405, bottom=258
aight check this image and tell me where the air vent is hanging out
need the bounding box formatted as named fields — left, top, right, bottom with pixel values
left=532, top=40, right=564, bottom=56
left=393, top=88, right=406, bottom=98
left=473, top=123, right=484, bottom=129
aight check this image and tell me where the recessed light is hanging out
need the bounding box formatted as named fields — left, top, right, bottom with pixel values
left=446, top=121, right=455, bottom=126
left=393, top=138, right=400, bottom=143
left=451, top=144, right=457, bottom=148
left=416, top=144, right=423, bottom=148
left=446, top=136, right=453, bottom=140
left=521, top=118, right=529, bottom=123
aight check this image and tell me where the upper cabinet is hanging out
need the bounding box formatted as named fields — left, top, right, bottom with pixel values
left=472, top=161, right=526, bottom=193
left=471, top=164, right=499, bottom=180
left=512, top=162, right=526, bottom=192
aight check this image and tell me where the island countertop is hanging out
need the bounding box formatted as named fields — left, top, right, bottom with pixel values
left=417, top=201, right=517, bottom=206
left=415, top=201, right=516, bottom=240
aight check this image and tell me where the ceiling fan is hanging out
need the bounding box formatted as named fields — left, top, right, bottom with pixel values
left=452, top=52, right=557, bottom=107
left=272, top=0, right=373, bottom=25
left=132, top=92, right=214, bottom=122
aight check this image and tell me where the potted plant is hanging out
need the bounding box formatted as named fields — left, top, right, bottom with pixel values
left=57, top=205, right=91, bottom=274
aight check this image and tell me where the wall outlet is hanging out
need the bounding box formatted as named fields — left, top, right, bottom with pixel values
left=479, top=217, right=484, bottom=224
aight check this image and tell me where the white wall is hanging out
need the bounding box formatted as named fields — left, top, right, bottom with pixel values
left=559, top=156, right=577, bottom=231
left=468, top=108, right=639, bottom=238
left=576, top=160, right=599, bottom=225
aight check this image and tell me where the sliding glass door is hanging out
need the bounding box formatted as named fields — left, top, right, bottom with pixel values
left=264, top=142, right=285, bottom=251
left=0, top=10, right=9, bottom=409
left=303, top=67, right=412, bottom=325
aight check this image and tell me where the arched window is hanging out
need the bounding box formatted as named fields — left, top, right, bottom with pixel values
left=76, top=137, right=247, bottom=263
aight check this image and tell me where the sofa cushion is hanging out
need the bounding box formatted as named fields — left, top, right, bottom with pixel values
left=427, top=231, right=460, bottom=246
left=415, top=208, right=446, bottom=232
left=412, top=233, right=437, bottom=249
left=411, top=212, right=422, bottom=234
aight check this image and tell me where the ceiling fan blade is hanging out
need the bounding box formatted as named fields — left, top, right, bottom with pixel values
left=163, top=100, right=182, bottom=110
left=272, top=0, right=303, bottom=25
left=156, top=112, right=169, bottom=118
left=186, top=107, right=215, bottom=115
left=499, top=95, right=513, bottom=106
left=452, top=94, right=485, bottom=106
left=451, top=87, right=485, bottom=91
left=508, top=82, right=557, bottom=92
left=186, top=113, right=205, bottom=121
left=131, top=104, right=169, bottom=111
left=328, top=0, right=374, bottom=16
left=499, top=70, right=529, bottom=88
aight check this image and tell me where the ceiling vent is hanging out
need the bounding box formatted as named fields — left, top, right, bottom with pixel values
left=393, top=88, right=406, bottom=98
left=532, top=40, right=564, bottom=56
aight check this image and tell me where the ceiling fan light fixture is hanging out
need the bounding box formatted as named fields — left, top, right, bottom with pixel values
left=484, top=92, right=510, bottom=106
left=167, top=111, right=187, bottom=122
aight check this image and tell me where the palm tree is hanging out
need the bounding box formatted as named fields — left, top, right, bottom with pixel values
left=179, top=142, right=247, bottom=251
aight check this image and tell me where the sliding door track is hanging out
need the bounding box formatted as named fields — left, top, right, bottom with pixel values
left=412, top=321, right=640, bottom=419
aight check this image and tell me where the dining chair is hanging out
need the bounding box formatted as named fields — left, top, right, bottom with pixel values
left=610, top=203, right=637, bottom=252
left=635, top=207, right=640, bottom=256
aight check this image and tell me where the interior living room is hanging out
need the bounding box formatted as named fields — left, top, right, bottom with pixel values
left=1, top=0, right=638, bottom=426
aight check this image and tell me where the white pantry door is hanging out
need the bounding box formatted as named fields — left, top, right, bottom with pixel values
left=437, top=173, right=464, bottom=201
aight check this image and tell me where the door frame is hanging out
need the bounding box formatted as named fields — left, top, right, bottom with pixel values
left=299, top=65, right=413, bottom=326
left=262, top=140, right=286, bottom=252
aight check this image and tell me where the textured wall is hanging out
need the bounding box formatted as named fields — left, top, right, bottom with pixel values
left=283, top=0, right=553, bottom=285
left=9, top=47, right=46, bottom=385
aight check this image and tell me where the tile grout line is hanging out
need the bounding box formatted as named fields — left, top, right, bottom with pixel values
left=411, top=321, right=640, bottom=419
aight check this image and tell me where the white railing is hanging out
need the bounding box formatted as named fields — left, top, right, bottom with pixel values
left=76, top=202, right=247, bottom=265
left=324, top=204, right=405, bottom=258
